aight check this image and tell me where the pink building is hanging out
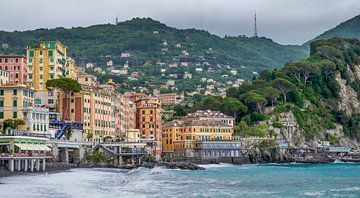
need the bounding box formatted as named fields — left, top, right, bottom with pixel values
left=0, top=55, right=27, bottom=85
left=159, top=93, right=180, bottom=106
left=115, top=94, right=137, bottom=140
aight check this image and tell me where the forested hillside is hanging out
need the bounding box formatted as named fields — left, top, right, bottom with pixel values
left=182, top=38, right=360, bottom=146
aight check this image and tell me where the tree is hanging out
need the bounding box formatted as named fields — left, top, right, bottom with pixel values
left=46, top=78, right=82, bottom=121
left=298, top=61, right=320, bottom=85
left=3, top=119, right=25, bottom=132
left=283, top=63, right=301, bottom=83
left=320, top=60, right=336, bottom=81
left=221, top=97, right=247, bottom=123
left=241, top=91, right=267, bottom=113
left=261, top=86, right=281, bottom=106
left=272, top=78, right=295, bottom=103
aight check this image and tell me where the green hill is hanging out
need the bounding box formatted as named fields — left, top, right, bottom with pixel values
left=188, top=38, right=360, bottom=145
left=307, top=14, right=360, bottom=44
left=0, top=18, right=307, bottom=81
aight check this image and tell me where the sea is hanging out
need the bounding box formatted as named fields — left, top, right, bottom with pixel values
left=0, top=163, right=359, bottom=198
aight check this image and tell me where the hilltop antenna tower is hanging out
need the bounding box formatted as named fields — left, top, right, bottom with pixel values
left=115, top=15, right=119, bottom=25
left=254, top=11, right=258, bottom=37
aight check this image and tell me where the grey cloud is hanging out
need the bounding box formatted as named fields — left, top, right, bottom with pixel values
left=0, top=0, right=359, bottom=44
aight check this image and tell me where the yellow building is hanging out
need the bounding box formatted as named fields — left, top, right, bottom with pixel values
left=60, top=71, right=116, bottom=142
left=0, top=84, right=49, bottom=135
left=26, top=41, right=77, bottom=114
left=162, top=119, right=233, bottom=157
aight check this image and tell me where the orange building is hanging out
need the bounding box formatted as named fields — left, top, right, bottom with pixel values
left=135, top=97, right=162, bottom=159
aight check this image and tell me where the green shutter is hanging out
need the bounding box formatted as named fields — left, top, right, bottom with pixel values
left=48, top=50, right=53, bottom=57
left=35, top=99, right=41, bottom=105
left=29, top=50, right=34, bottom=57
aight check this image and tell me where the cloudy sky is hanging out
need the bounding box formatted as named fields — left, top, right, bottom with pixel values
left=1, top=0, right=359, bottom=44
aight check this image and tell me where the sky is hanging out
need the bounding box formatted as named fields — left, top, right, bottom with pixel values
left=0, top=0, right=359, bottom=45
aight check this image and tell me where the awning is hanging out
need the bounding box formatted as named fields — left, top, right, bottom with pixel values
left=15, top=143, right=31, bottom=150
left=34, top=144, right=51, bottom=151
left=15, top=143, right=51, bottom=151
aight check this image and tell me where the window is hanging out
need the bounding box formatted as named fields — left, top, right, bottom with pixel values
left=5, top=66, right=8, bottom=70
left=142, top=110, right=145, bottom=114
left=50, top=74, right=54, bottom=79
left=28, top=74, right=32, bottom=79
left=28, top=59, right=33, bottom=64
left=15, top=73, right=18, bottom=78
left=13, top=112, right=17, bottom=118
left=13, top=89, right=17, bottom=95
left=50, top=66, right=54, bottom=71
left=71, top=98, right=74, bottom=103
left=40, top=75, right=43, bottom=80
left=40, top=67, right=43, bottom=71
left=48, top=50, right=53, bottom=57
left=5, top=58, right=8, bottom=63
left=39, top=50, right=43, bottom=56
left=48, top=99, right=54, bottom=104
left=48, top=91, right=54, bottom=96
left=29, top=50, right=34, bottom=57
left=71, top=109, right=74, bottom=113
left=0, top=112, right=3, bottom=118
left=35, top=99, right=41, bottom=105
left=0, top=90, right=3, bottom=95
left=150, top=110, right=153, bottom=114
left=0, top=101, right=3, bottom=107
left=15, top=58, right=19, bottom=63
left=13, top=100, right=17, bottom=107
left=50, top=58, right=54, bottom=63
left=39, top=58, right=43, bottom=64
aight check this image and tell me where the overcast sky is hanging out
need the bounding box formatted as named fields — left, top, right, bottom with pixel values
left=1, top=0, right=359, bottom=45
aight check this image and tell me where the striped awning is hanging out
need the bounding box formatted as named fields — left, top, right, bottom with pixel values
left=15, top=143, right=51, bottom=151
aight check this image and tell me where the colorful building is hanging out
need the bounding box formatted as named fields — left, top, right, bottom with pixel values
left=0, top=84, right=49, bottom=135
left=162, top=114, right=233, bottom=157
left=26, top=41, right=69, bottom=112
left=158, top=93, right=181, bottom=106
left=115, top=93, right=136, bottom=140
left=135, top=97, right=162, bottom=159
left=0, top=55, right=27, bottom=85
left=62, top=72, right=117, bottom=142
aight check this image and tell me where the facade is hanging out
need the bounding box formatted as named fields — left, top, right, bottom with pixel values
left=64, top=74, right=116, bottom=142
left=0, top=55, right=27, bottom=85
left=0, top=84, right=49, bottom=134
left=162, top=116, right=233, bottom=158
left=26, top=41, right=71, bottom=112
left=135, top=97, right=162, bottom=159
left=115, top=94, right=136, bottom=140
left=159, top=93, right=180, bottom=106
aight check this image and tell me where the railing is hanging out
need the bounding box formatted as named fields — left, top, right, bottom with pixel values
left=47, top=139, right=93, bottom=146
left=1, top=129, right=50, bottom=139
left=0, top=152, right=52, bottom=158
left=121, top=148, right=146, bottom=154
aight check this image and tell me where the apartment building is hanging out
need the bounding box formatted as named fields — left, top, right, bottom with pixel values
left=0, top=55, right=27, bottom=85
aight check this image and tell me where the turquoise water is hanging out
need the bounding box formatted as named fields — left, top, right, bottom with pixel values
left=0, top=163, right=359, bottom=197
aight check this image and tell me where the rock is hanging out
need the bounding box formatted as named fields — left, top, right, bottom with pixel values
left=160, top=162, right=205, bottom=170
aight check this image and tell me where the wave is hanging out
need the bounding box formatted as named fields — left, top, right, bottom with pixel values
left=198, top=163, right=235, bottom=169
